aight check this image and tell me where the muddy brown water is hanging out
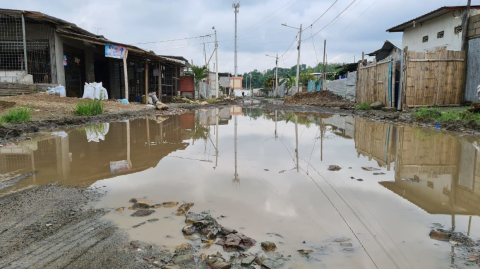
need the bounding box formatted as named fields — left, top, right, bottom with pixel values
left=1, top=107, right=480, bottom=268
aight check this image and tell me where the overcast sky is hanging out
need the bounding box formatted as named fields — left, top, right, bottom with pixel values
left=1, top=0, right=472, bottom=74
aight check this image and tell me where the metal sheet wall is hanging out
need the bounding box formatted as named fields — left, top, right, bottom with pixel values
left=465, top=38, right=480, bottom=102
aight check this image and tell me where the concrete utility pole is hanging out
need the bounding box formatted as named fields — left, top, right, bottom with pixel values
left=249, top=73, right=252, bottom=96
left=233, top=2, right=240, bottom=77
left=282, top=23, right=302, bottom=93
left=322, top=40, right=326, bottom=91
left=266, top=54, right=279, bottom=96
left=213, top=27, right=219, bottom=98
left=296, top=25, right=302, bottom=93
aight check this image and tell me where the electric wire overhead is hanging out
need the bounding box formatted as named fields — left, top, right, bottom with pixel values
left=305, top=0, right=359, bottom=41
left=133, top=34, right=212, bottom=45
left=308, top=0, right=340, bottom=28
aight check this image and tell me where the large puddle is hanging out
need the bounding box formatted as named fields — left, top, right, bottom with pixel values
left=2, top=107, right=480, bottom=268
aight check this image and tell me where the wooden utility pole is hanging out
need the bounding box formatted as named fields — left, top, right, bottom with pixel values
left=322, top=40, right=326, bottom=91
left=158, top=62, right=162, bottom=103
left=123, top=50, right=129, bottom=100
left=461, top=0, right=472, bottom=51
left=145, top=59, right=149, bottom=103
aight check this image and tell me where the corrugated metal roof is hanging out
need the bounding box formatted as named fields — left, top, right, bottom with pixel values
left=0, top=8, right=186, bottom=66
left=387, top=6, right=480, bottom=32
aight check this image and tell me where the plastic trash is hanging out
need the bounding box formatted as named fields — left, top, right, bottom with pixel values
left=82, top=82, right=108, bottom=100
left=149, top=92, right=159, bottom=103
left=56, top=85, right=66, bottom=97
left=51, top=131, right=68, bottom=138
left=46, top=85, right=66, bottom=97
left=117, top=99, right=129, bottom=104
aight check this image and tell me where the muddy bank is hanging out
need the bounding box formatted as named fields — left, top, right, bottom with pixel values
left=0, top=184, right=166, bottom=269
left=284, top=91, right=354, bottom=108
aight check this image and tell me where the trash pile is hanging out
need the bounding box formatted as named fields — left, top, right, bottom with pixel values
left=46, top=85, right=66, bottom=97
left=284, top=90, right=353, bottom=107
left=83, top=82, right=108, bottom=100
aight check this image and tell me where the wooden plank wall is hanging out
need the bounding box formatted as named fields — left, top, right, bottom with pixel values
left=402, top=47, right=465, bottom=108
left=356, top=50, right=397, bottom=107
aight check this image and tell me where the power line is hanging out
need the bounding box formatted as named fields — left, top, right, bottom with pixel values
left=332, top=0, right=379, bottom=38
left=133, top=34, right=212, bottom=45
left=239, top=0, right=299, bottom=34
left=282, top=34, right=298, bottom=57
left=309, top=0, right=340, bottom=27
left=305, top=0, right=359, bottom=42
left=238, top=0, right=303, bottom=36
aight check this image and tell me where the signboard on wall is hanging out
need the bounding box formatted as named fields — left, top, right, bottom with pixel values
left=105, top=44, right=127, bottom=59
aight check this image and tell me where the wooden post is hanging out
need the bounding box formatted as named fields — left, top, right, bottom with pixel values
left=123, top=50, right=129, bottom=100
left=401, top=47, right=408, bottom=110
left=361, top=51, right=364, bottom=65
left=158, top=61, right=162, bottom=103
left=145, top=59, right=149, bottom=103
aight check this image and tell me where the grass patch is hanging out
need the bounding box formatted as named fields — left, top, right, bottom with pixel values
left=206, top=98, right=218, bottom=104
left=413, top=107, right=480, bottom=124
left=73, top=100, right=104, bottom=116
left=356, top=103, right=371, bottom=110
left=0, top=107, right=31, bottom=123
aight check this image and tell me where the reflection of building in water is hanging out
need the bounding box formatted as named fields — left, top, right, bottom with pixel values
left=355, top=118, right=480, bottom=218
left=0, top=114, right=197, bottom=193
left=198, top=108, right=231, bottom=126
left=323, top=115, right=355, bottom=139
left=354, top=118, right=397, bottom=170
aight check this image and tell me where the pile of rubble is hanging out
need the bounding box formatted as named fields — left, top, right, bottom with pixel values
left=123, top=198, right=292, bottom=268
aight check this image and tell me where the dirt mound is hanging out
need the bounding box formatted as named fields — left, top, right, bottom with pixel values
left=284, top=90, right=353, bottom=107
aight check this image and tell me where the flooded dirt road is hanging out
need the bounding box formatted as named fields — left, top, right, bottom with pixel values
left=2, top=107, right=480, bottom=268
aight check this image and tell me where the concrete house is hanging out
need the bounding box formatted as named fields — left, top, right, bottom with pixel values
left=387, top=6, right=480, bottom=51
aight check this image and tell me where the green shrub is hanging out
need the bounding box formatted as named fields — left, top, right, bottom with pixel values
left=356, top=103, right=371, bottom=110
left=0, top=107, right=31, bottom=123
left=73, top=100, right=104, bottom=116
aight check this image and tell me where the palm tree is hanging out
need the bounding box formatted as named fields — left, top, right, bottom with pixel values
left=280, top=74, right=296, bottom=89
left=191, top=65, right=208, bottom=100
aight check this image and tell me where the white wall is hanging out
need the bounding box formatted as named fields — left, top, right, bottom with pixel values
left=402, top=10, right=479, bottom=51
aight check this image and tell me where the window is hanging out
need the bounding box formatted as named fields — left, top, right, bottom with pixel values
left=422, top=35, right=429, bottom=43
left=437, top=31, right=444, bottom=38
left=455, top=26, right=462, bottom=34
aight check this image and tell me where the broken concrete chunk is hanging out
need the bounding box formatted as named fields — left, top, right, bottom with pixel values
left=241, top=255, right=256, bottom=266
left=185, top=212, right=206, bottom=223
left=162, top=201, right=179, bottom=208
left=176, top=203, right=194, bottom=216
left=261, top=241, right=277, bottom=252
left=130, top=210, right=155, bottom=217
left=182, top=225, right=197, bottom=236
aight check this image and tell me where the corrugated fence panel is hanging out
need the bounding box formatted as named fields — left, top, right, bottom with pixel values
left=465, top=38, right=480, bottom=102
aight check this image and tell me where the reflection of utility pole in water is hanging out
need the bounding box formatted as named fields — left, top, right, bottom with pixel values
left=275, top=110, right=278, bottom=140
left=215, top=108, right=219, bottom=169
left=233, top=114, right=239, bottom=183
left=127, top=120, right=131, bottom=168
left=320, top=118, right=324, bottom=162
left=295, top=115, right=299, bottom=172
left=146, top=117, right=150, bottom=151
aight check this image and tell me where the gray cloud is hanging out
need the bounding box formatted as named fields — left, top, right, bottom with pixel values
left=0, top=0, right=466, bottom=73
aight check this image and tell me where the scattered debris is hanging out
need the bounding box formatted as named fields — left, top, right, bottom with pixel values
left=176, top=203, right=194, bottom=216
left=261, top=241, right=277, bottom=252
left=362, top=167, right=381, bottom=171
left=116, top=207, right=125, bottom=212
left=156, top=101, right=169, bottom=110
left=373, top=172, right=385, bottom=175
left=297, top=249, right=314, bottom=256
left=328, top=165, right=342, bottom=171
left=284, top=91, right=354, bottom=107
left=131, top=210, right=155, bottom=217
